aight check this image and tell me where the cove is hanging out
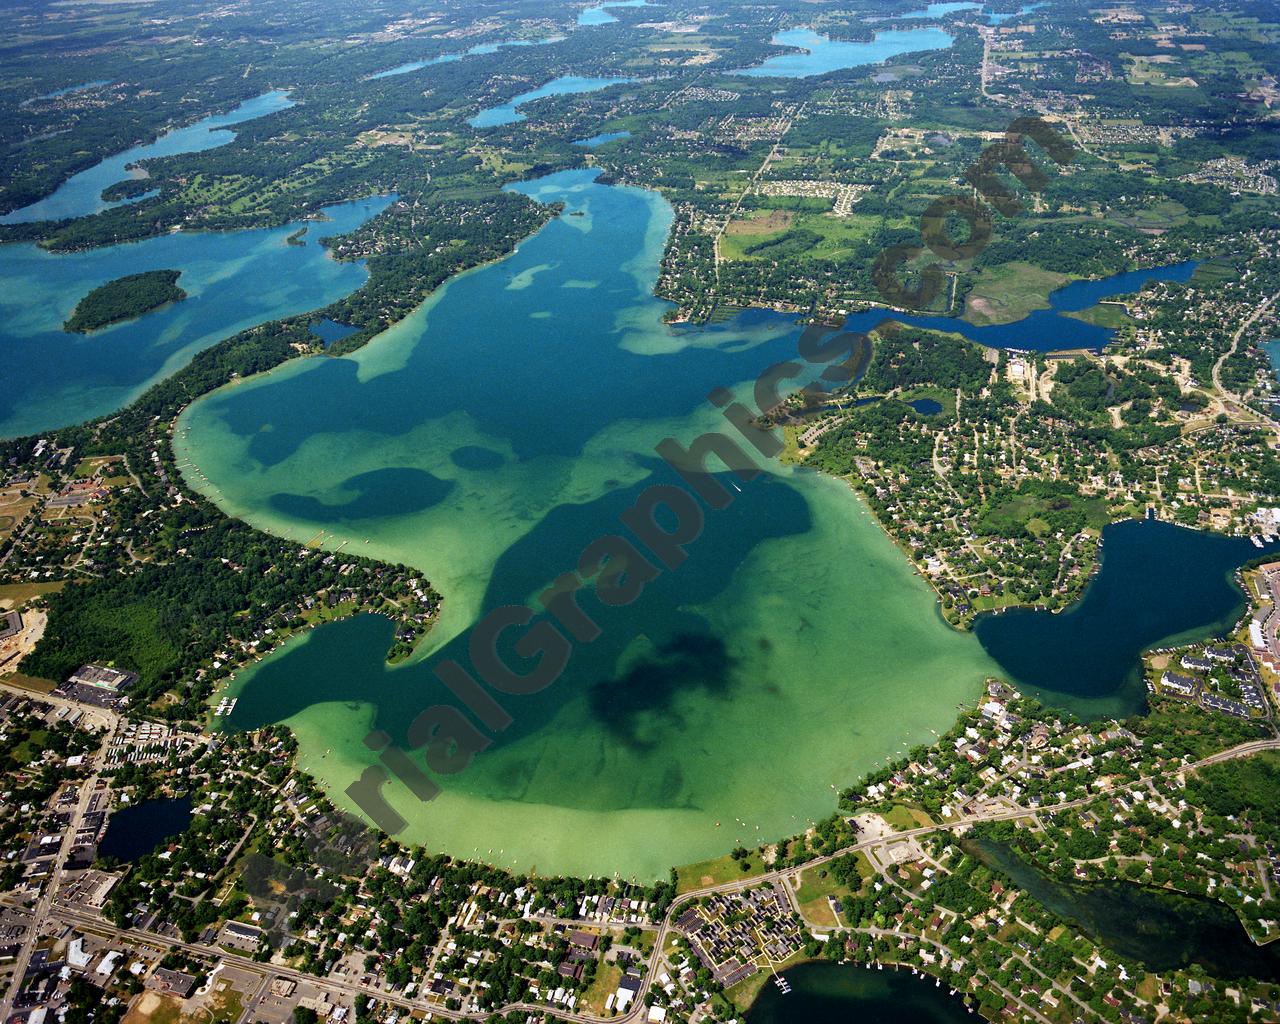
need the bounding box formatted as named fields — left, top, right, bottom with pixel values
left=1, top=91, right=295, bottom=225
left=574, top=131, right=632, bottom=148
left=175, top=168, right=999, bottom=880
left=0, top=194, right=392, bottom=439
left=986, top=4, right=1046, bottom=24
left=733, top=28, right=955, bottom=78
left=975, top=518, right=1278, bottom=720
left=747, top=962, right=973, bottom=1024
left=368, top=37, right=565, bottom=81
left=98, top=796, right=193, bottom=864
left=578, top=0, right=655, bottom=26
left=837, top=260, right=1197, bottom=354
left=968, top=837, right=1280, bottom=980
left=469, top=76, right=637, bottom=128
left=29, top=80, right=112, bottom=102
left=899, top=2, right=982, bottom=18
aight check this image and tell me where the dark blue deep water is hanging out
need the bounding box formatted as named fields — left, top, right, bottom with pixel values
left=975, top=518, right=1277, bottom=718
left=98, top=796, right=193, bottom=864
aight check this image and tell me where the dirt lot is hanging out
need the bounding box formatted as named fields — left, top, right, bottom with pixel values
left=724, top=208, right=794, bottom=236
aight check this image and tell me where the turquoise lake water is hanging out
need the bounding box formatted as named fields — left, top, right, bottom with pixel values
left=469, top=76, right=637, bottom=128
left=168, top=171, right=1255, bottom=877
left=0, top=195, right=391, bottom=438
left=746, top=963, right=973, bottom=1024
left=1, top=90, right=295, bottom=225
left=176, top=168, right=999, bottom=879
left=578, top=0, right=655, bottom=26
left=368, top=37, right=565, bottom=80
left=734, top=28, right=955, bottom=78
left=1263, top=338, right=1280, bottom=379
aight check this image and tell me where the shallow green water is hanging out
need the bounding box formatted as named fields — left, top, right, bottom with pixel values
left=176, top=170, right=997, bottom=879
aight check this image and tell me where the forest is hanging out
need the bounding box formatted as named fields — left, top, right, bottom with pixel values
left=63, top=269, right=186, bottom=333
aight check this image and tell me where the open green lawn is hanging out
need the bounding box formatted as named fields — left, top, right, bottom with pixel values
left=964, top=262, right=1071, bottom=326
left=1063, top=302, right=1134, bottom=329
left=793, top=852, right=874, bottom=927
left=882, top=804, right=935, bottom=831
left=0, top=581, right=66, bottom=607
left=978, top=489, right=1110, bottom=539
left=676, top=850, right=766, bottom=893
left=720, top=210, right=890, bottom=263
left=581, top=963, right=623, bottom=1015
left=900, top=386, right=957, bottom=417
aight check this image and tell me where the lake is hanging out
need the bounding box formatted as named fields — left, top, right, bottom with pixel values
left=975, top=518, right=1277, bottom=719
left=0, top=194, right=391, bottom=439
left=899, top=2, right=982, bottom=17
left=747, top=962, right=974, bottom=1023
left=834, top=260, right=1197, bottom=353
left=469, top=76, right=637, bottom=128
left=1, top=91, right=295, bottom=225
left=573, top=130, right=632, bottom=147
left=969, top=837, right=1280, bottom=980
left=986, top=3, right=1046, bottom=24
left=734, top=28, right=955, bottom=78
left=98, top=796, right=193, bottom=864
left=176, top=168, right=998, bottom=880
left=578, top=0, right=655, bottom=26
left=30, top=80, right=112, bottom=102
left=368, top=36, right=565, bottom=80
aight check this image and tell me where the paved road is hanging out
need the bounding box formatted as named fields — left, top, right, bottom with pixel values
left=0, top=730, right=112, bottom=1021
left=7, top=735, right=1279, bottom=1024
left=1211, top=290, right=1279, bottom=428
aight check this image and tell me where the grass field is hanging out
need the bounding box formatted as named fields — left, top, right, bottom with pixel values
left=900, top=386, right=957, bottom=417
left=1112, top=198, right=1188, bottom=232
left=719, top=209, right=887, bottom=263
left=978, top=489, right=1109, bottom=539
left=0, top=672, right=57, bottom=694
left=793, top=851, right=874, bottom=928
left=964, top=262, right=1071, bottom=326
left=882, top=804, right=935, bottom=831
left=122, top=993, right=183, bottom=1024
left=581, top=962, right=623, bottom=1015
left=1063, top=302, right=1134, bottom=329
left=723, top=209, right=794, bottom=237
left=676, top=850, right=766, bottom=893
left=0, top=581, right=66, bottom=608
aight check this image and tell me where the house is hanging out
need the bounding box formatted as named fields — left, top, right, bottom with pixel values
left=1160, top=672, right=1199, bottom=699
left=1180, top=654, right=1213, bottom=673
left=615, top=974, right=642, bottom=1011
left=568, top=929, right=600, bottom=951
left=0, top=610, right=21, bottom=643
